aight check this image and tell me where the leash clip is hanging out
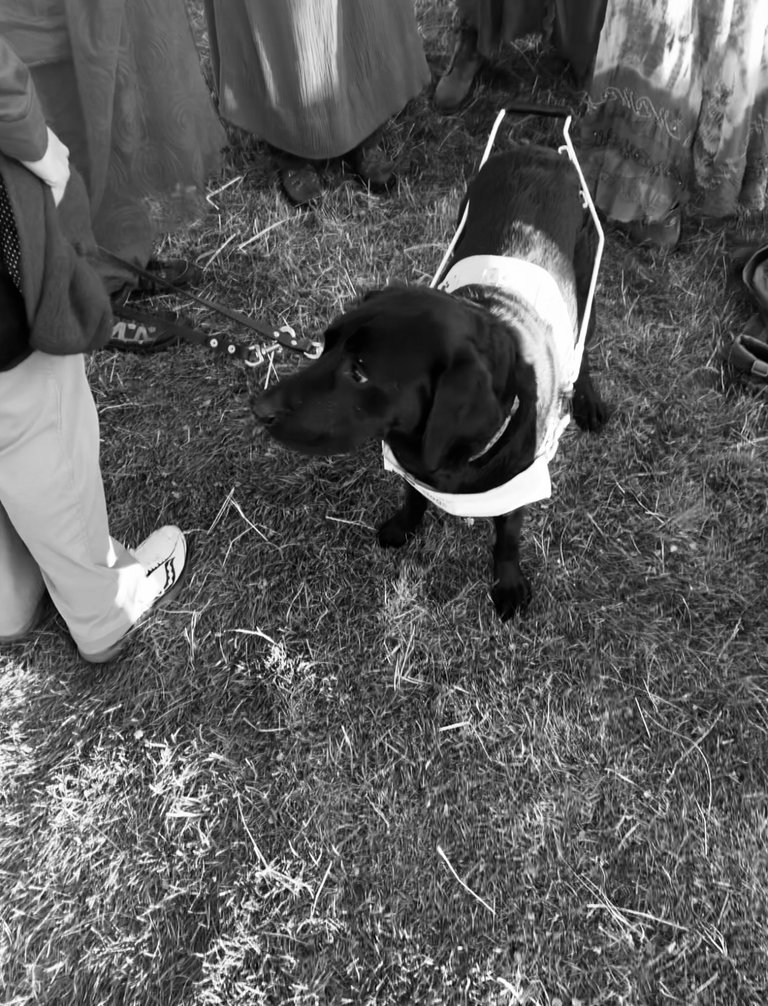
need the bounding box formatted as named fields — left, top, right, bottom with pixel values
left=274, top=323, right=323, bottom=359
left=244, top=342, right=280, bottom=369
left=244, top=344, right=266, bottom=368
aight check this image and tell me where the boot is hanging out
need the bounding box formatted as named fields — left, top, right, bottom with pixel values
left=346, top=132, right=395, bottom=192
left=434, top=23, right=482, bottom=112
left=625, top=204, right=681, bottom=250
left=275, top=152, right=323, bottom=207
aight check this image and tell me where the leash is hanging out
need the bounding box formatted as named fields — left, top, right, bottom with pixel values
left=100, top=248, right=323, bottom=364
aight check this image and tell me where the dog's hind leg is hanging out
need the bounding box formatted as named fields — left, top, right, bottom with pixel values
left=491, top=509, right=531, bottom=620
left=378, top=484, right=429, bottom=548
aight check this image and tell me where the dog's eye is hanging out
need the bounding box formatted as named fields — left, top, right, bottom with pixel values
left=350, top=359, right=368, bottom=384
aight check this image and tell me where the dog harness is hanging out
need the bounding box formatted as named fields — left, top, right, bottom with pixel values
left=382, top=113, right=604, bottom=519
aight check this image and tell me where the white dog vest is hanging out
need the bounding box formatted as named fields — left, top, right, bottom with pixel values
left=382, top=255, right=577, bottom=518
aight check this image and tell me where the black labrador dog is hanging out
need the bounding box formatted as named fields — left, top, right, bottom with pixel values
left=253, top=144, right=608, bottom=619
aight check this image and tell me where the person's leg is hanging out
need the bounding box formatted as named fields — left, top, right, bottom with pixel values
left=0, top=351, right=184, bottom=659
left=0, top=504, right=46, bottom=642
left=435, top=0, right=552, bottom=111
left=434, top=1, right=487, bottom=112
left=0, top=232, right=47, bottom=643
left=552, top=0, right=607, bottom=84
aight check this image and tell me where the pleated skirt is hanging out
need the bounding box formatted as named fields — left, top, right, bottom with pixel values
left=204, top=0, right=430, bottom=159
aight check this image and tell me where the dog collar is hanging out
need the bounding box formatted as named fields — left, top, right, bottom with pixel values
left=468, top=396, right=518, bottom=462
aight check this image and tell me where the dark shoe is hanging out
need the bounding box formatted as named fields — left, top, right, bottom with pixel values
left=138, top=258, right=202, bottom=294
left=110, top=257, right=202, bottom=306
left=278, top=159, right=323, bottom=206
left=434, top=23, right=482, bottom=112
left=742, top=243, right=768, bottom=322
left=720, top=313, right=768, bottom=383
left=624, top=204, right=681, bottom=250
left=346, top=138, right=395, bottom=192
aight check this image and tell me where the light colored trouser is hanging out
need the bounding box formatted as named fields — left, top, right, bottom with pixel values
left=0, top=351, right=154, bottom=654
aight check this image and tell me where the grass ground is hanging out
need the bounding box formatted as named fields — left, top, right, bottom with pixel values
left=2, top=2, right=768, bottom=1003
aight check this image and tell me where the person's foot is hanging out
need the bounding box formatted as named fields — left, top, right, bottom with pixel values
left=346, top=136, right=395, bottom=192
left=277, top=156, right=323, bottom=206
left=140, top=258, right=202, bottom=292
left=78, top=525, right=189, bottom=664
left=110, top=258, right=202, bottom=307
left=624, top=204, right=682, bottom=250
left=434, top=23, right=482, bottom=112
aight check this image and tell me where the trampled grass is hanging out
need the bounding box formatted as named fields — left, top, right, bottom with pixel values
left=2, top=2, right=768, bottom=1003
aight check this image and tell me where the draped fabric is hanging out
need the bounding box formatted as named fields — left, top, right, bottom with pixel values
left=579, top=0, right=768, bottom=223
left=204, top=0, right=430, bottom=160
left=455, top=0, right=606, bottom=81
left=0, top=0, right=226, bottom=289
left=455, top=0, right=543, bottom=56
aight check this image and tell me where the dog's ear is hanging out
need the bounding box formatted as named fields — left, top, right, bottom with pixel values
left=360, top=285, right=407, bottom=306
left=422, top=348, right=503, bottom=472
left=321, top=323, right=341, bottom=352
left=321, top=288, right=391, bottom=350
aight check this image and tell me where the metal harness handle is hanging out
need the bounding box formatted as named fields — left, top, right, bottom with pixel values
left=429, top=108, right=604, bottom=383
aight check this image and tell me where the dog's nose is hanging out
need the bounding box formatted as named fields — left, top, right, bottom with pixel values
left=250, top=394, right=279, bottom=427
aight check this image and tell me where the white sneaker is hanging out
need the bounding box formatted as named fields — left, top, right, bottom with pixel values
left=133, top=524, right=188, bottom=607
left=79, top=525, right=188, bottom=663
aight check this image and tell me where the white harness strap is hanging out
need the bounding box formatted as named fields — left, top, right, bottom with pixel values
left=439, top=255, right=577, bottom=384
left=382, top=113, right=604, bottom=519
left=382, top=442, right=555, bottom=518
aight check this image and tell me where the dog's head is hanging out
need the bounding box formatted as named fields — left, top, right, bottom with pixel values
left=252, top=286, right=521, bottom=475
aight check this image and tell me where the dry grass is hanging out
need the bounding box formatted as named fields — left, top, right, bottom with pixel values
left=2, top=2, right=768, bottom=1004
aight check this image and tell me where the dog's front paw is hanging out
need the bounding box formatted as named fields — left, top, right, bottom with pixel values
left=377, top=513, right=412, bottom=549
left=573, top=367, right=610, bottom=432
left=378, top=490, right=428, bottom=548
left=491, top=570, right=532, bottom=621
left=573, top=389, right=610, bottom=432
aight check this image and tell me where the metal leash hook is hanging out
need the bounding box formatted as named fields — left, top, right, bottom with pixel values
left=273, top=323, right=324, bottom=360
left=244, top=341, right=280, bottom=369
